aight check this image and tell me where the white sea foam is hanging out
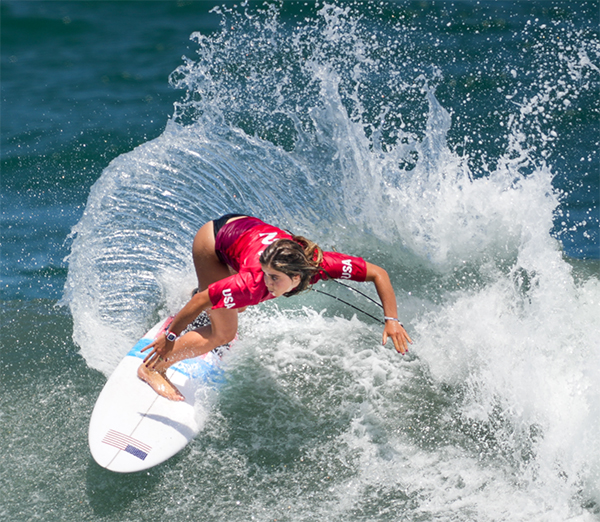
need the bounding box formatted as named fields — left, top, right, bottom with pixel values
left=63, top=2, right=599, bottom=518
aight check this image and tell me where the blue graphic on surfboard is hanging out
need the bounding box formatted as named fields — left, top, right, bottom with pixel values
left=88, top=313, right=227, bottom=473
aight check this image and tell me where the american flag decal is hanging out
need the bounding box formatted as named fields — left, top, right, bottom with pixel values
left=102, top=429, right=152, bottom=461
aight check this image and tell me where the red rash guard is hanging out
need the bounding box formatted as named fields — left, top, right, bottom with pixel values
left=208, top=220, right=367, bottom=310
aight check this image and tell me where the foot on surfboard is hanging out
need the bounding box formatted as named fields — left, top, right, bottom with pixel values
left=137, top=364, right=185, bottom=402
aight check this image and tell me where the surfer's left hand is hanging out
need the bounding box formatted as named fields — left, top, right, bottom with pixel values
left=382, top=321, right=412, bottom=355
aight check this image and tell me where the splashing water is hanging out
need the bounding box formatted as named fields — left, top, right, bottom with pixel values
left=63, top=2, right=600, bottom=519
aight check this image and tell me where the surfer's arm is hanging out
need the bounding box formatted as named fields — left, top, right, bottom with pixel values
left=142, top=290, right=212, bottom=367
left=169, top=290, right=213, bottom=335
left=365, top=262, right=412, bottom=354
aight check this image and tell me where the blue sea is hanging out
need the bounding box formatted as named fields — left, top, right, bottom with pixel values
left=1, top=1, right=599, bottom=520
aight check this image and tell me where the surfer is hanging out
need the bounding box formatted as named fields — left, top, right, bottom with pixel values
left=139, top=214, right=412, bottom=401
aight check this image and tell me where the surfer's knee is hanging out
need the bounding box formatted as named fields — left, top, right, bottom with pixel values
left=182, top=325, right=235, bottom=352
left=207, top=308, right=238, bottom=344
left=211, top=326, right=236, bottom=347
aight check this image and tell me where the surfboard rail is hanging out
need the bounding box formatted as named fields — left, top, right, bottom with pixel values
left=88, top=314, right=226, bottom=473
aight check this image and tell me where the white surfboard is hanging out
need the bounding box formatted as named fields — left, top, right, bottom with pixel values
left=88, top=314, right=226, bottom=473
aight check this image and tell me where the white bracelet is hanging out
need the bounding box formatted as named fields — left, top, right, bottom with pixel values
left=384, top=316, right=403, bottom=326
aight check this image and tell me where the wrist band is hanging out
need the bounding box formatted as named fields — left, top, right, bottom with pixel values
left=384, top=316, right=403, bottom=326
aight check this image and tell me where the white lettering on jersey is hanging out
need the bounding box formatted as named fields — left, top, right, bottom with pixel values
left=259, top=232, right=279, bottom=245
left=341, top=259, right=353, bottom=279
left=222, top=288, right=235, bottom=309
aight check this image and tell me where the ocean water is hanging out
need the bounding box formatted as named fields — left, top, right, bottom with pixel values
left=1, top=1, right=599, bottom=521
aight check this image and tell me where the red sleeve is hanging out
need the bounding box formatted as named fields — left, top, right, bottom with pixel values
left=315, top=251, right=367, bottom=282
left=208, top=270, right=274, bottom=310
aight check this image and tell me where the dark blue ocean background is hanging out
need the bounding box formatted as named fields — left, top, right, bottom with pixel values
left=2, top=1, right=599, bottom=521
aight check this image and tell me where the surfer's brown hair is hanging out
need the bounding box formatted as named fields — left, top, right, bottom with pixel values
left=259, top=236, right=324, bottom=297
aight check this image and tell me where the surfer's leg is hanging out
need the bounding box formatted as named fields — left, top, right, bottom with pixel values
left=150, top=220, right=238, bottom=371
left=137, top=364, right=185, bottom=401
left=192, top=220, right=232, bottom=290
left=137, top=312, right=237, bottom=401
left=139, top=220, right=237, bottom=401
left=151, top=308, right=237, bottom=371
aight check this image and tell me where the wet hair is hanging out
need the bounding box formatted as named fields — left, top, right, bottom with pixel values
left=259, top=236, right=324, bottom=297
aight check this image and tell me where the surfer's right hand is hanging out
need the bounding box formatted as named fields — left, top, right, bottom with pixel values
left=142, top=335, right=173, bottom=369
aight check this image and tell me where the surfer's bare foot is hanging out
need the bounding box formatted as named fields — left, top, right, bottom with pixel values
left=137, top=364, right=185, bottom=402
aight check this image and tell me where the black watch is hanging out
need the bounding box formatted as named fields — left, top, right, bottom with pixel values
left=165, top=331, right=177, bottom=342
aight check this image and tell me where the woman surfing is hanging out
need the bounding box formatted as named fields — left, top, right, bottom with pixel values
left=140, top=214, right=412, bottom=401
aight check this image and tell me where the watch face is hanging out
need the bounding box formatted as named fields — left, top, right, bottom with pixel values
left=166, top=332, right=177, bottom=341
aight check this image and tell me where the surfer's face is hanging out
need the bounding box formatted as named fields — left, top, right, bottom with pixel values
left=261, top=264, right=301, bottom=297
